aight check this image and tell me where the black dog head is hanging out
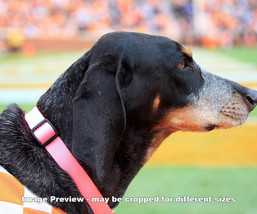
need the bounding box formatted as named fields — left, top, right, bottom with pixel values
left=38, top=32, right=257, bottom=208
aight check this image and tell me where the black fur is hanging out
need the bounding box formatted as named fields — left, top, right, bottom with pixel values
left=0, top=32, right=230, bottom=213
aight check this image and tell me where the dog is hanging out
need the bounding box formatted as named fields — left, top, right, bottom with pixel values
left=0, top=32, right=257, bottom=214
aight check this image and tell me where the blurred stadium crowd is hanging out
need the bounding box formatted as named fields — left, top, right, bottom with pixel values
left=0, top=0, right=257, bottom=50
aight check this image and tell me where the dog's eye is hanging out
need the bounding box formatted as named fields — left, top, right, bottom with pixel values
left=178, top=61, right=186, bottom=69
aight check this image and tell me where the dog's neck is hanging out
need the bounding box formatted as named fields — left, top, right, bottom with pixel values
left=37, top=86, right=161, bottom=207
left=36, top=55, right=168, bottom=207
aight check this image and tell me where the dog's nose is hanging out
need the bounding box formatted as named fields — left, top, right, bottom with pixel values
left=245, top=89, right=257, bottom=111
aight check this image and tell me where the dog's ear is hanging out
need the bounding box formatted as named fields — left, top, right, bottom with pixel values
left=72, top=56, right=128, bottom=186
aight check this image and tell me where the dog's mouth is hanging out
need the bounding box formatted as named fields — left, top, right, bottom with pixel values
left=204, top=124, right=218, bottom=131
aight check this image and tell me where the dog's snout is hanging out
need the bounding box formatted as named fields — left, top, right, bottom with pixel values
left=245, top=89, right=257, bottom=111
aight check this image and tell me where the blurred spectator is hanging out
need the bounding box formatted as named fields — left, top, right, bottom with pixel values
left=0, top=0, right=256, bottom=49
left=6, top=29, right=25, bottom=51
left=195, top=0, right=257, bottom=47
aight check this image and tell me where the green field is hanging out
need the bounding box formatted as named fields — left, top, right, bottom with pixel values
left=115, top=166, right=257, bottom=214
left=214, top=47, right=257, bottom=67
left=0, top=103, right=34, bottom=113
left=1, top=47, right=257, bottom=214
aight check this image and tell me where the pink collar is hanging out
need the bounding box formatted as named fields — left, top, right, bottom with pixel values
left=25, top=107, right=114, bottom=214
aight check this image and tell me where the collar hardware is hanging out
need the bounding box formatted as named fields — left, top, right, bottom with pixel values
left=30, top=118, right=59, bottom=148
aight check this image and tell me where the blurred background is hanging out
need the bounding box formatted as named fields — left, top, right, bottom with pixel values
left=0, top=0, right=257, bottom=214
left=1, top=0, right=257, bottom=52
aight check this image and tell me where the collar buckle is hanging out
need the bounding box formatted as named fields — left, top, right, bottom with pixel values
left=30, top=118, right=59, bottom=147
